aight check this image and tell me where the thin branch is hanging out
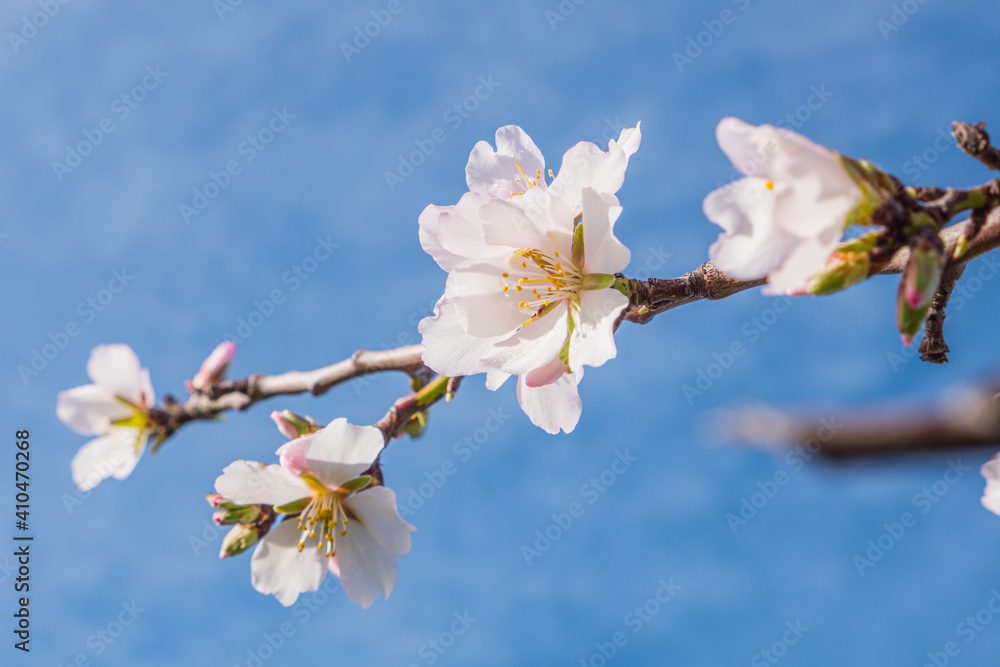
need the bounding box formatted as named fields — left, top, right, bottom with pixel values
left=952, top=121, right=1000, bottom=170
left=157, top=345, right=427, bottom=437
left=623, top=206, right=1000, bottom=326
left=918, top=262, right=965, bottom=363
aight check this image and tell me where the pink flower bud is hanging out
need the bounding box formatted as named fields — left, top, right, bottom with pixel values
left=189, top=342, right=237, bottom=391
left=271, top=411, right=299, bottom=439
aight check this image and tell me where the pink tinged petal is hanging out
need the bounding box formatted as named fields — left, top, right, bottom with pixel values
left=271, top=411, right=299, bottom=440
left=57, top=384, right=132, bottom=435
left=345, top=486, right=415, bottom=558
left=191, top=341, right=236, bottom=389
left=485, top=369, right=511, bottom=390
left=466, top=125, right=545, bottom=199
left=419, top=298, right=503, bottom=377
left=335, top=519, right=400, bottom=609
left=250, top=519, right=328, bottom=607
left=71, top=428, right=144, bottom=492
left=982, top=453, right=1000, bottom=516
left=580, top=188, right=630, bottom=274
left=276, top=435, right=312, bottom=475
left=482, top=300, right=570, bottom=376
left=86, top=344, right=146, bottom=406
left=214, top=461, right=311, bottom=507
left=516, top=370, right=583, bottom=435
left=525, top=357, right=567, bottom=388
left=304, top=419, right=385, bottom=489
left=705, top=179, right=800, bottom=280
left=570, top=289, right=630, bottom=369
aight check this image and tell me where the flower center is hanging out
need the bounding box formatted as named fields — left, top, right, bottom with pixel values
left=500, top=248, right=583, bottom=326
left=509, top=162, right=554, bottom=198
left=296, top=491, right=349, bottom=558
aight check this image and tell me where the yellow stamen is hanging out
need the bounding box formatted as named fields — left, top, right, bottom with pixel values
left=765, top=180, right=774, bottom=191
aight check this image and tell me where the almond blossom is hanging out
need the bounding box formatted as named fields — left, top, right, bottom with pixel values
left=418, top=125, right=640, bottom=433
left=981, top=453, right=1000, bottom=516
left=214, top=418, right=414, bottom=608
left=703, top=117, right=867, bottom=295
left=56, top=344, right=155, bottom=492
left=185, top=341, right=236, bottom=392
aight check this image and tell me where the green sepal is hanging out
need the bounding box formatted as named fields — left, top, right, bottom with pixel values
left=339, top=475, right=373, bottom=495
left=274, top=497, right=311, bottom=514
left=581, top=273, right=615, bottom=290
left=214, top=505, right=261, bottom=525
left=220, top=524, right=259, bottom=558
left=571, top=218, right=585, bottom=267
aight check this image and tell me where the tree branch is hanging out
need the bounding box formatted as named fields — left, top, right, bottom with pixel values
left=724, top=386, right=1000, bottom=458
left=156, top=345, right=427, bottom=437
left=952, top=121, right=1000, bottom=170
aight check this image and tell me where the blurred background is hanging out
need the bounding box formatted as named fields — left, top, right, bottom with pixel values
left=2, top=1, right=1000, bottom=664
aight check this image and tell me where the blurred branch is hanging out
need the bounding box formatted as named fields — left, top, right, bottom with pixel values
left=726, top=385, right=1000, bottom=458
left=952, top=121, right=1000, bottom=170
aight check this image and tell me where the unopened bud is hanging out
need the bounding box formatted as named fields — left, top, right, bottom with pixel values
left=798, top=233, right=878, bottom=296
left=271, top=410, right=322, bottom=439
left=219, top=524, right=259, bottom=558
left=213, top=504, right=262, bottom=525
left=188, top=342, right=237, bottom=392
left=896, top=238, right=945, bottom=346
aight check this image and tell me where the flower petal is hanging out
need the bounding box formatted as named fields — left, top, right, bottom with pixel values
left=762, top=231, right=841, bottom=296
left=334, top=518, right=400, bottom=609
left=251, top=519, right=328, bottom=606
left=549, top=127, right=639, bottom=215
left=346, top=486, right=415, bottom=558
left=485, top=369, right=511, bottom=390
left=57, top=384, right=132, bottom=435
left=443, top=261, right=529, bottom=338
left=580, top=187, right=630, bottom=274
left=466, top=125, right=545, bottom=200
left=214, top=461, right=311, bottom=506
left=482, top=300, right=569, bottom=376
left=305, top=419, right=385, bottom=489
left=71, top=429, right=144, bottom=492
left=516, top=370, right=583, bottom=434
left=524, top=357, right=567, bottom=388
left=705, top=178, right=800, bottom=280
left=570, top=288, right=629, bottom=369
left=982, top=453, right=1000, bottom=516
left=419, top=298, right=504, bottom=377
left=86, top=344, right=147, bottom=406
left=479, top=189, right=574, bottom=252
left=276, top=435, right=312, bottom=475
left=418, top=192, right=504, bottom=273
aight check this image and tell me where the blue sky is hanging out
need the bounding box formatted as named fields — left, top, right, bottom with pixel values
left=4, top=1, right=1000, bottom=665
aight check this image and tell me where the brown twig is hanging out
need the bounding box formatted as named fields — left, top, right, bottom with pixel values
left=157, top=345, right=427, bottom=437
left=952, top=121, right=1000, bottom=170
